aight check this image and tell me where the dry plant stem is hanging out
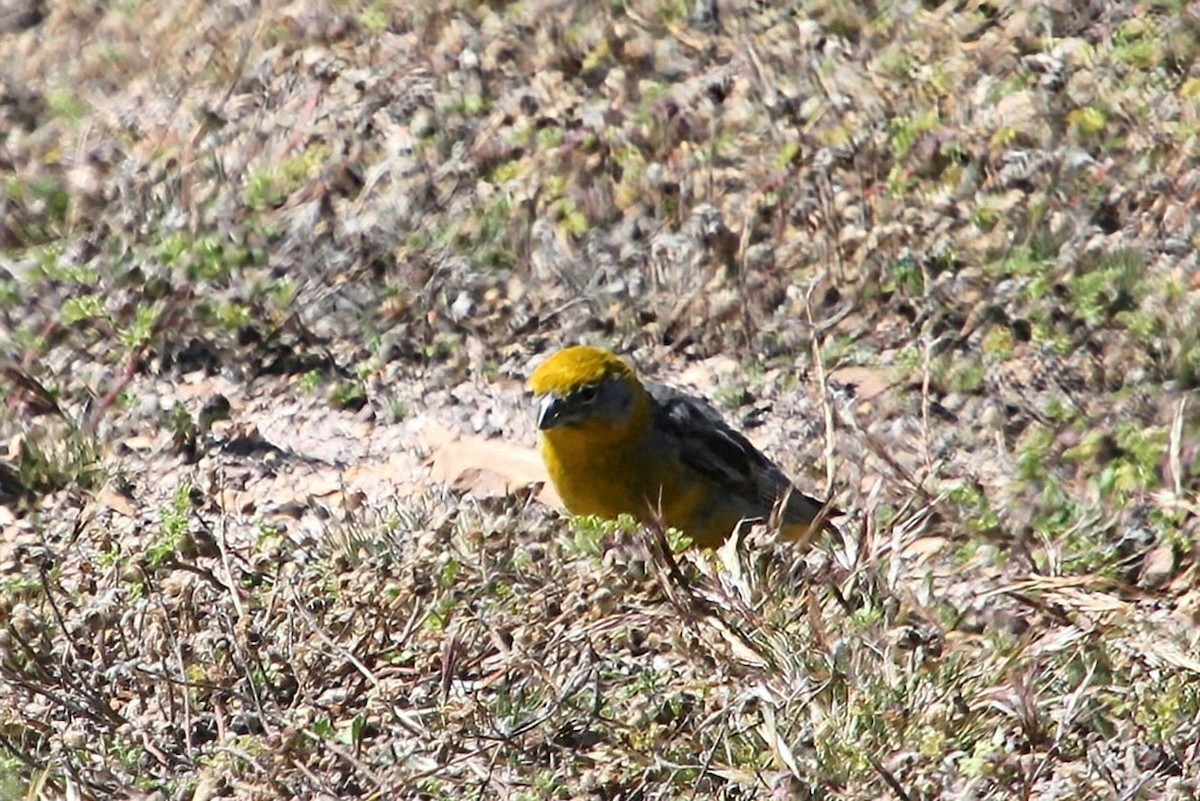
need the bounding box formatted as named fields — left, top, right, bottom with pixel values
left=285, top=582, right=427, bottom=738
left=155, top=585, right=197, bottom=759
left=3, top=364, right=66, bottom=419
left=210, top=474, right=278, bottom=740
left=644, top=522, right=698, bottom=617
left=803, top=281, right=838, bottom=503
left=817, top=169, right=846, bottom=283
left=35, top=566, right=127, bottom=727
left=287, top=756, right=336, bottom=795
left=84, top=344, right=146, bottom=436
left=299, top=728, right=385, bottom=791
left=920, top=335, right=935, bottom=474
left=1169, top=396, right=1186, bottom=497
left=868, top=753, right=914, bottom=801
left=212, top=473, right=246, bottom=622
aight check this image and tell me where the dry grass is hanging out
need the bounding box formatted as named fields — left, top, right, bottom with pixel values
left=3, top=0, right=1200, bottom=798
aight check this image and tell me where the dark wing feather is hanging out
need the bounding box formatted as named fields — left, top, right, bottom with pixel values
left=646, top=382, right=800, bottom=512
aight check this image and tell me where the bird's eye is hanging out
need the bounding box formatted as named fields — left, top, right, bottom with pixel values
left=576, top=384, right=598, bottom=403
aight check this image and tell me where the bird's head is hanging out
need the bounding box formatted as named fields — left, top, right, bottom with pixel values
left=529, top=346, right=646, bottom=433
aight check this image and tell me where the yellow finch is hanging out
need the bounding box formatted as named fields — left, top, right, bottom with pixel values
left=530, top=345, right=838, bottom=548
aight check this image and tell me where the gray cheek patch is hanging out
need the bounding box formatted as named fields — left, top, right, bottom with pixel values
left=615, top=386, right=635, bottom=418
left=595, top=381, right=635, bottom=422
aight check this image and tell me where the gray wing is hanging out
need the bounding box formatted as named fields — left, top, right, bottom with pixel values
left=645, top=382, right=828, bottom=519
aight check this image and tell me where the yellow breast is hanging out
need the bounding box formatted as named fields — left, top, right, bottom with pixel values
left=539, top=427, right=650, bottom=520
left=541, top=426, right=742, bottom=548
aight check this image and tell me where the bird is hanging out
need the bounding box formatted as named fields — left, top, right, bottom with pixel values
left=529, top=345, right=839, bottom=548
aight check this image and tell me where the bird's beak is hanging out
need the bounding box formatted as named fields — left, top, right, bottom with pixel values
left=536, top=393, right=564, bottom=431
